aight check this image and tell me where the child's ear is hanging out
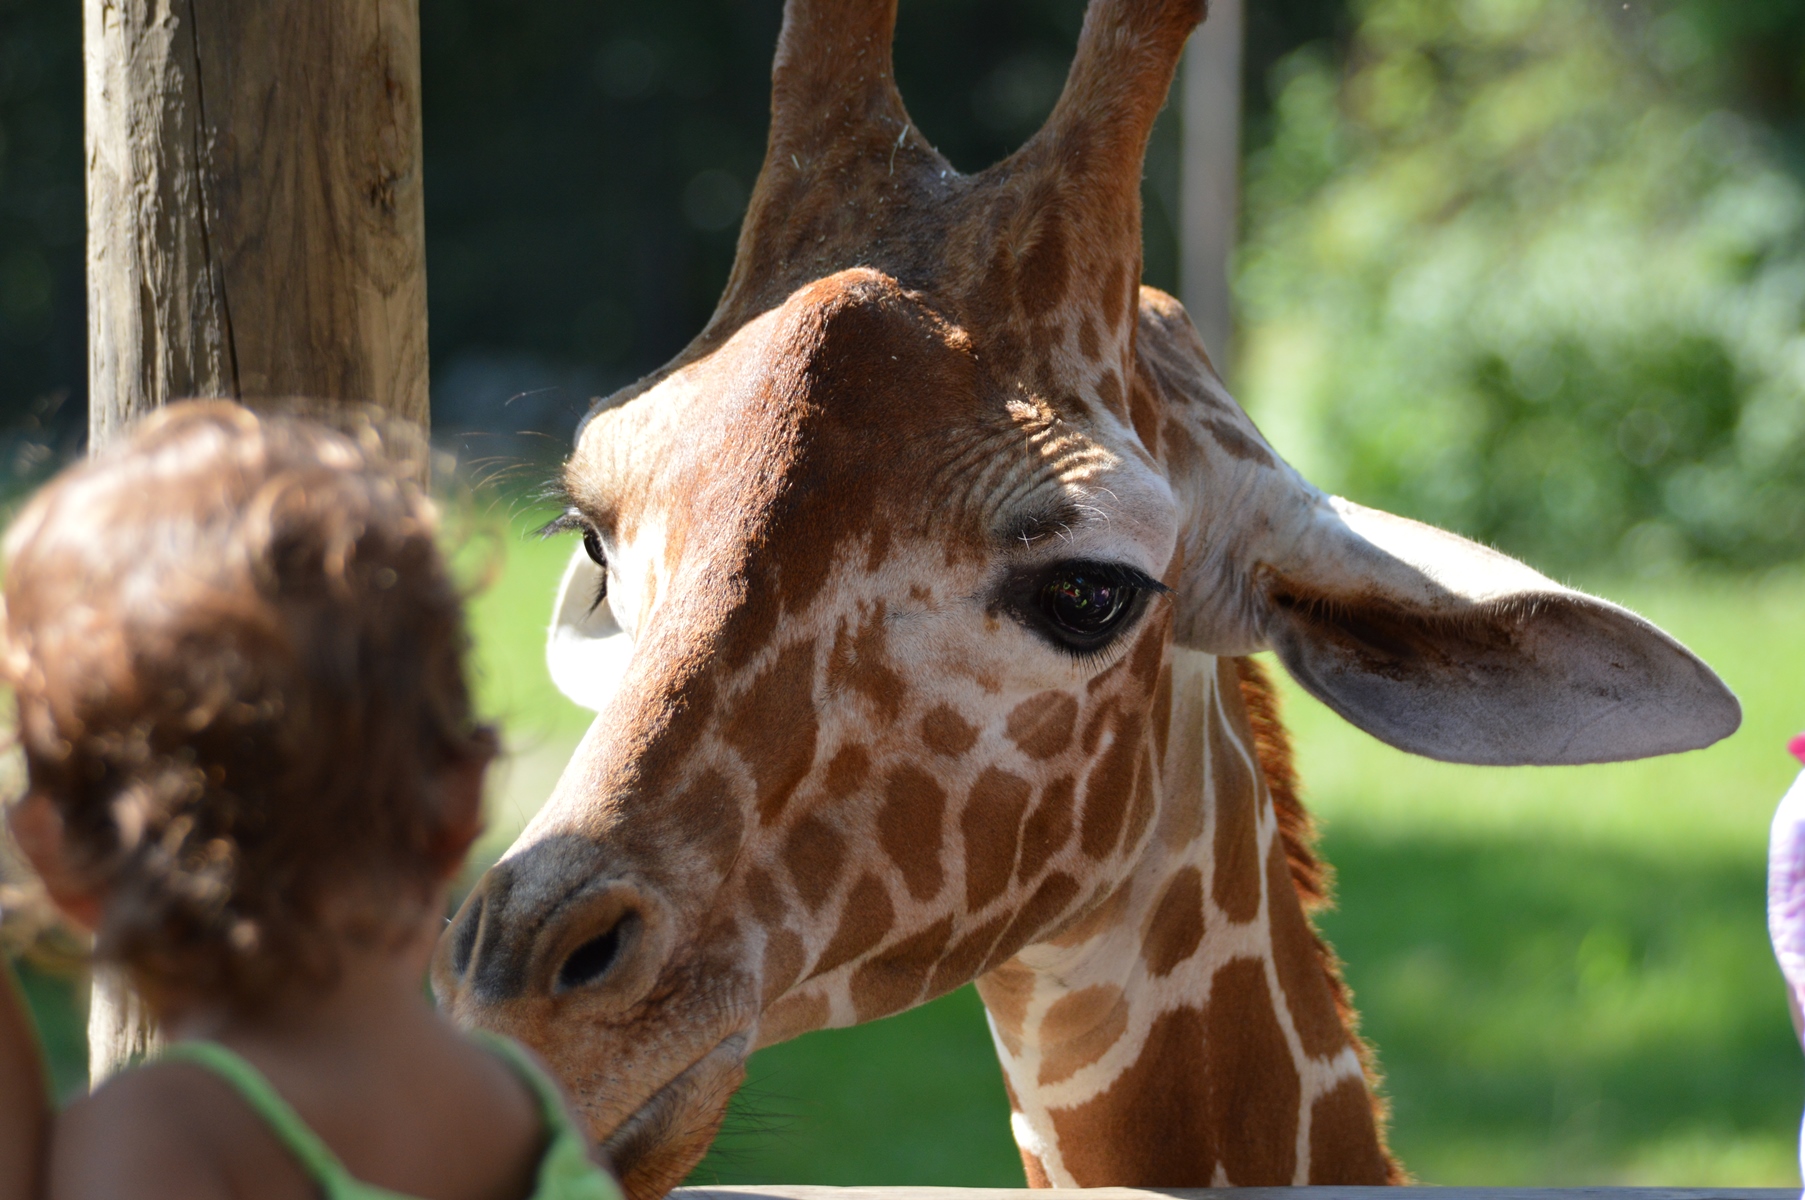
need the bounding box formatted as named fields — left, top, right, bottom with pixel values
left=5, top=794, right=104, bottom=930
left=430, top=756, right=488, bottom=880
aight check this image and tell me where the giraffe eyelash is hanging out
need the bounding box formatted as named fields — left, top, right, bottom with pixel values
left=540, top=508, right=611, bottom=614
left=537, top=508, right=586, bottom=539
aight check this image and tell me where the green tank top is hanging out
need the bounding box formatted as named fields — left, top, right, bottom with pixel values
left=157, top=1034, right=624, bottom=1200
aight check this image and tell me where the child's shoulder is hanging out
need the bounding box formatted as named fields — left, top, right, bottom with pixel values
left=50, top=1062, right=306, bottom=1200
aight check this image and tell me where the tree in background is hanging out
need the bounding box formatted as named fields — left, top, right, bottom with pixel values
left=1239, top=0, right=1805, bottom=574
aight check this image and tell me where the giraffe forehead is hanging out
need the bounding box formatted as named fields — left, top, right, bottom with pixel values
left=567, top=270, right=1169, bottom=554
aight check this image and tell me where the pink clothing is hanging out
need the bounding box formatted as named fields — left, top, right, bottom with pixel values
left=1770, top=752, right=1805, bottom=1009
left=1769, top=734, right=1805, bottom=1185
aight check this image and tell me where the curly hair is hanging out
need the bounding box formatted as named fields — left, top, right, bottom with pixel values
left=1, top=401, right=496, bottom=1010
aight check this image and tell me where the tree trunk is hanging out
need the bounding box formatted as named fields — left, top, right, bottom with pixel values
left=82, top=0, right=429, bottom=1081
left=1179, top=0, right=1243, bottom=379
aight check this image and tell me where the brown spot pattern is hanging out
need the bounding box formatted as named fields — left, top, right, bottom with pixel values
left=1037, top=984, right=1129, bottom=1086
left=744, top=865, right=785, bottom=927
left=723, top=638, right=819, bottom=825
left=921, top=704, right=979, bottom=757
left=1142, top=865, right=1205, bottom=976
left=1151, top=663, right=1174, bottom=764
left=823, top=743, right=871, bottom=797
left=864, top=523, right=892, bottom=572
left=811, top=874, right=894, bottom=978
left=1204, top=957, right=1301, bottom=1184
left=672, top=769, right=741, bottom=872
left=826, top=602, right=905, bottom=724
left=1046, top=878, right=1131, bottom=948
left=1208, top=705, right=1261, bottom=921
left=929, top=912, right=1009, bottom=997
left=989, top=871, right=1080, bottom=968
left=850, top=915, right=955, bottom=1022
left=1095, top=368, right=1126, bottom=420
left=782, top=815, right=846, bottom=912
left=1006, top=690, right=1078, bottom=759
left=1051, top=1004, right=1216, bottom=1185
left=1079, top=708, right=1143, bottom=858
left=1017, top=775, right=1075, bottom=882
left=1203, top=415, right=1276, bottom=467
left=1018, top=210, right=1070, bottom=319
left=761, top=989, right=830, bottom=1043
left=962, top=768, right=1031, bottom=912
left=1076, top=313, right=1100, bottom=360
left=1047, top=960, right=1310, bottom=1184
left=1130, top=622, right=1165, bottom=683
left=1266, top=837, right=1348, bottom=1059
left=879, top=765, right=947, bottom=901
left=760, top=926, right=807, bottom=1003
left=1100, top=267, right=1128, bottom=336
left=1309, top=1078, right=1391, bottom=1183
left=1129, top=374, right=1162, bottom=450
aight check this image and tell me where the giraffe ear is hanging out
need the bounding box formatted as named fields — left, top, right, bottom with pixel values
left=547, top=545, right=634, bottom=714
left=1241, top=495, right=1741, bottom=766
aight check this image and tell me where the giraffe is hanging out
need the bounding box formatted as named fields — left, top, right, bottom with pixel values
left=432, top=0, right=1741, bottom=1194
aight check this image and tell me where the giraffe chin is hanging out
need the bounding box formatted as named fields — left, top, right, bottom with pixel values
left=598, top=1032, right=749, bottom=1200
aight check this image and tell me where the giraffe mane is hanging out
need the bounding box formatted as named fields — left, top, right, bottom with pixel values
left=1232, top=655, right=1409, bottom=1184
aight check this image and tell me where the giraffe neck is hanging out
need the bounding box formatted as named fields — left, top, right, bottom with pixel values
left=976, top=652, right=1397, bottom=1187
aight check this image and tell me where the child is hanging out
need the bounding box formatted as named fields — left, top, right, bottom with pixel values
left=0, top=401, right=621, bottom=1200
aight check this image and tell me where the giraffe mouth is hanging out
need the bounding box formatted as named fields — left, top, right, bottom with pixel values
left=599, top=1031, right=750, bottom=1199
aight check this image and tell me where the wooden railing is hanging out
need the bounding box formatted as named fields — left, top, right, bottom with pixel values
left=678, top=1187, right=1798, bottom=1200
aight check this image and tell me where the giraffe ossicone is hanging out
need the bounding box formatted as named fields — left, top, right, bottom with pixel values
left=432, top=2, right=1740, bottom=1195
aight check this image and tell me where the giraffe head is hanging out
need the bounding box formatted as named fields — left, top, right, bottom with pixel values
left=433, top=2, right=1739, bottom=1193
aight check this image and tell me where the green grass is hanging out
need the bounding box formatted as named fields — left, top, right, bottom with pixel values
left=19, top=498, right=1804, bottom=1186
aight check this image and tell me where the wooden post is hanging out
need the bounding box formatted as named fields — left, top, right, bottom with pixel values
left=84, top=0, right=429, bottom=443
left=1179, top=0, right=1243, bottom=378
left=82, top=0, right=429, bottom=1079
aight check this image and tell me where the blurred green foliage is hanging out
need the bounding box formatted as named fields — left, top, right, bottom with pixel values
left=380, top=0, right=1194, bottom=443
left=1, top=0, right=1367, bottom=469
left=0, top=0, right=84, bottom=490
left=1239, top=0, right=1805, bottom=572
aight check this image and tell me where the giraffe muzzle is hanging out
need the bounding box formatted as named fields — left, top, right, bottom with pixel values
left=434, top=835, right=759, bottom=1199
left=435, top=836, right=676, bottom=1011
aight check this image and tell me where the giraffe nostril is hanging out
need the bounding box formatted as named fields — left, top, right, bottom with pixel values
left=556, top=912, right=639, bottom=993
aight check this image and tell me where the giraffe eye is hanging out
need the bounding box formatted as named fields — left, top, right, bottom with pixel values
left=1008, top=561, right=1166, bottom=654
left=1042, top=571, right=1133, bottom=636
left=581, top=530, right=609, bottom=613
left=537, top=510, right=610, bottom=610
